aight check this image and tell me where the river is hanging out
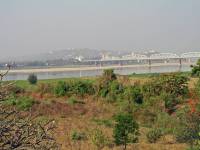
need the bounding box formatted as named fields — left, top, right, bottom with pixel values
left=2, top=63, right=192, bottom=81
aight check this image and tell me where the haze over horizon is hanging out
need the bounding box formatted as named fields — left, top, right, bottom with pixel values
left=1, top=0, right=200, bottom=60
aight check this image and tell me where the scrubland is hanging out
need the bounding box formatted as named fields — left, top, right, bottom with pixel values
left=1, top=69, right=200, bottom=150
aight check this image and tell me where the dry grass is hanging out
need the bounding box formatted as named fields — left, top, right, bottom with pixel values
left=15, top=75, right=194, bottom=150
left=31, top=96, right=188, bottom=150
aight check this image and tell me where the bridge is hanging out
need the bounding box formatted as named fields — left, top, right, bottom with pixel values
left=82, top=52, right=200, bottom=66
left=181, top=52, right=200, bottom=58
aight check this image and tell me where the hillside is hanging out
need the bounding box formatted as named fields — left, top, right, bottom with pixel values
left=1, top=70, right=200, bottom=150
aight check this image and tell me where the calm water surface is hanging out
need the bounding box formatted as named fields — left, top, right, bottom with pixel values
left=4, top=64, right=191, bottom=81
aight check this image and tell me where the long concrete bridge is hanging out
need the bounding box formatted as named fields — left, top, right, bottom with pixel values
left=82, top=52, right=200, bottom=66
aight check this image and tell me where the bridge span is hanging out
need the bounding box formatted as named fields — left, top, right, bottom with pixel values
left=82, top=52, right=200, bottom=67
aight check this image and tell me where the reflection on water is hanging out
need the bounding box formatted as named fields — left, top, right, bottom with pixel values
left=4, top=65, right=191, bottom=81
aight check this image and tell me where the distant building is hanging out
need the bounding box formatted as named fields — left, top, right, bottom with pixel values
left=75, top=56, right=84, bottom=62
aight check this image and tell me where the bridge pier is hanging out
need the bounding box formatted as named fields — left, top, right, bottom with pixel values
left=148, top=59, right=151, bottom=73
left=187, top=58, right=191, bottom=63
left=79, top=70, right=82, bottom=77
left=148, top=59, right=151, bottom=66
left=100, top=62, right=102, bottom=67
left=118, top=61, right=123, bottom=66
left=179, top=58, right=182, bottom=72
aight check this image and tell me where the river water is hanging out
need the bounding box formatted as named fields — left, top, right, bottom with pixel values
left=3, top=64, right=192, bottom=81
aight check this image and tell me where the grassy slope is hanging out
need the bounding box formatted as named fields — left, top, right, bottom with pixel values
left=10, top=73, right=197, bottom=150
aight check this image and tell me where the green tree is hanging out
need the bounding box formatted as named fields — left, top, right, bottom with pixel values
left=113, top=113, right=139, bottom=150
left=27, top=74, right=37, bottom=84
left=96, top=69, right=123, bottom=102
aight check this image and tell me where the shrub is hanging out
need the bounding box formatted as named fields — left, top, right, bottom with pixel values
left=70, top=80, right=95, bottom=96
left=176, top=113, right=200, bottom=147
left=0, top=68, right=59, bottom=149
left=146, top=128, right=163, bottom=143
left=124, top=86, right=143, bottom=104
left=54, top=81, right=68, bottom=96
left=191, top=59, right=200, bottom=77
left=102, top=69, right=116, bottom=81
left=195, top=78, right=200, bottom=99
left=196, top=132, right=200, bottom=149
left=54, top=80, right=95, bottom=97
left=8, top=85, right=25, bottom=94
left=154, top=112, right=178, bottom=134
left=143, top=73, right=189, bottom=98
left=96, top=70, right=124, bottom=102
left=186, top=131, right=200, bottom=150
left=0, top=107, right=59, bottom=149
left=133, top=108, right=156, bottom=128
left=113, top=113, right=139, bottom=150
left=71, top=130, right=87, bottom=141
left=28, top=74, right=37, bottom=84
left=4, top=96, right=35, bottom=111
left=90, top=128, right=110, bottom=149
left=162, top=93, right=180, bottom=114
left=110, top=80, right=124, bottom=96
left=16, top=97, right=35, bottom=111
left=37, top=83, right=54, bottom=94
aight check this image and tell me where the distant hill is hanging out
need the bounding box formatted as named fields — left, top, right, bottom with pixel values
left=9, top=48, right=134, bottom=63
left=1, top=48, right=189, bottom=63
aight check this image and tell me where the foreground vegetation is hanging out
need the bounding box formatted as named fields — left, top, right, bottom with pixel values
left=1, top=61, right=200, bottom=150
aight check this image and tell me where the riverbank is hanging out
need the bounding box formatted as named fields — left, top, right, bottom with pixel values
left=7, top=62, right=193, bottom=74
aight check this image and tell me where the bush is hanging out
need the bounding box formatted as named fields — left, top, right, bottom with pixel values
left=113, top=113, right=139, bottom=150
left=110, top=80, right=124, bottom=96
left=16, top=97, right=35, bottom=111
left=96, top=70, right=124, bottom=102
left=162, top=93, right=180, bottom=114
left=143, top=73, right=189, bottom=98
left=54, top=81, right=69, bottom=96
left=37, top=83, right=54, bottom=94
left=8, top=85, right=25, bottom=94
left=191, top=59, right=200, bottom=77
left=195, top=78, right=200, bottom=99
left=28, top=74, right=37, bottom=84
left=176, top=113, right=200, bottom=146
left=102, top=69, right=117, bottom=81
left=90, top=128, right=110, bottom=149
left=4, top=96, right=35, bottom=111
left=186, top=131, right=200, bottom=150
left=70, top=80, right=95, bottom=96
left=154, top=112, right=178, bottom=134
left=71, top=130, right=87, bottom=141
left=124, top=86, right=143, bottom=104
left=146, top=128, right=163, bottom=143
left=54, top=80, right=94, bottom=97
left=133, top=108, right=156, bottom=128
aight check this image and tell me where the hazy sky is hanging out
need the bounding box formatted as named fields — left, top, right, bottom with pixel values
left=0, top=0, right=200, bottom=59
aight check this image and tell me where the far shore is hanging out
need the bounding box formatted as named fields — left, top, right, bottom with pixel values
left=4, top=63, right=194, bottom=74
